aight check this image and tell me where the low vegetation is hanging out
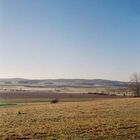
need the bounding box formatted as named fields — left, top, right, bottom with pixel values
left=0, top=102, right=17, bottom=108
left=0, top=98, right=140, bottom=139
left=50, top=98, right=59, bottom=104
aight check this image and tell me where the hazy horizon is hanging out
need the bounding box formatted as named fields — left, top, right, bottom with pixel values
left=0, top=0, right=140, bottom=81
left=0, top=77, right=128, bottom=82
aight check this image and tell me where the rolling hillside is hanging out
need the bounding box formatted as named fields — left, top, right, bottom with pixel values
left=0, top=78, right=128, bottom=88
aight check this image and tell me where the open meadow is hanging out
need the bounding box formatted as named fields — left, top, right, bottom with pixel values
left=0, top=98, right=140, bottom=140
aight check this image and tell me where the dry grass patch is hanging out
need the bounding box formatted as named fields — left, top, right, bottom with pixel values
left=0, top=98, right=140, bottom=139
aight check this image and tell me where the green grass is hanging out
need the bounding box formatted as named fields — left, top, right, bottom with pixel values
left=0, top=102, right=17, bottom=108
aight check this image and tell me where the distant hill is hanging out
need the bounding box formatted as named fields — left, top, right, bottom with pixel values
left=0, top=78, right=128, bottom=88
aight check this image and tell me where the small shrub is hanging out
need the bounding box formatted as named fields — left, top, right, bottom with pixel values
left=18, top=111, right=22, bottom=115
left=50, top=98, right=59, bottom=104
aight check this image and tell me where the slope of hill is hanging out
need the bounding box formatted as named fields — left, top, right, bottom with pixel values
left=0, top=78, right=128, bottom=88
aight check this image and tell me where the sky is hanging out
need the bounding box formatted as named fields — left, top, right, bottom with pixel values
left=0, top=0, right=140, bottom=81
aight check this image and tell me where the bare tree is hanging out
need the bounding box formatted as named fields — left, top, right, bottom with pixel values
left=130, top=72, right=140, bottom=96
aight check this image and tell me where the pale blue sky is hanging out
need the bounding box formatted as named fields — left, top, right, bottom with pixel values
left=0, top=0, right=140, bottom=81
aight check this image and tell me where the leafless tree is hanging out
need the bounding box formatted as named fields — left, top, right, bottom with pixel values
left=129, top=72, right=140, bottom=96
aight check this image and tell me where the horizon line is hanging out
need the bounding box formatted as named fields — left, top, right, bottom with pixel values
left=0, top=77, right=128, bottom=82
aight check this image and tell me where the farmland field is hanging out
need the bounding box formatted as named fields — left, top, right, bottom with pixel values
left=0, top=98, right=140, bottom=140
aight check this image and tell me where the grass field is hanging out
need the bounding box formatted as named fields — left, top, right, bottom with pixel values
left=0, top=98, right=140, bottom=140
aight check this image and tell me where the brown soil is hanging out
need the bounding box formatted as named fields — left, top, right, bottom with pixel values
left=0, top=91, right=125, bottom=100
